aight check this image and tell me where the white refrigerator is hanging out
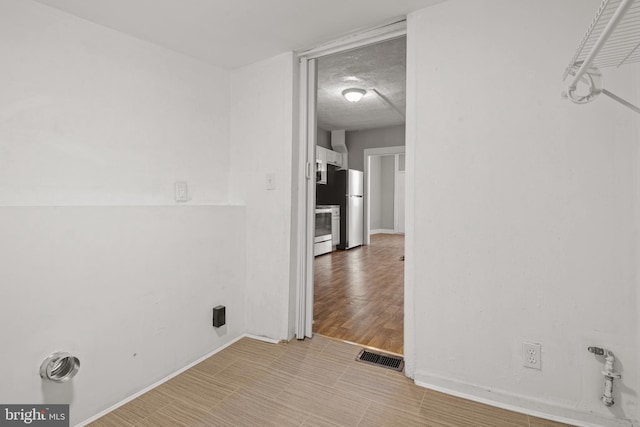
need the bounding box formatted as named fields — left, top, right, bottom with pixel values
left=316, top=168, right=364, bottom=250
left=343, top=169, right=364, bottom=249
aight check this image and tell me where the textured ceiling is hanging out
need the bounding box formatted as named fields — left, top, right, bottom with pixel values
left=32, top=0, right=443, bottom=69
left=317, top=37, right=406, bottom=132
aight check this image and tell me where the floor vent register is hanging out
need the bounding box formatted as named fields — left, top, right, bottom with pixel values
left=356, top=349, right=404, bottom=372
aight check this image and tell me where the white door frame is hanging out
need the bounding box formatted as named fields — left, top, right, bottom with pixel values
left=363, top=146, right=406, bottom=245
left=393, top=153, right=406, bottom=234
left=394, top=163, right=406, bottom=233
left=294, top=22, right=412, bottom=374
left=294, top=56, right=318, bottom=339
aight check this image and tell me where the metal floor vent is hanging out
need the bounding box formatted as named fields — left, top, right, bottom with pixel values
left=356, top=349, right=404, bottom=372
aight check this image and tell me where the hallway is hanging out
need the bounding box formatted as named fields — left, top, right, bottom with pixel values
left=313, top=234, right=404, bottom=354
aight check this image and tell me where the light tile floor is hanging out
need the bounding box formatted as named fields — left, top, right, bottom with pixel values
left=90, top=336, right=574, bottom=427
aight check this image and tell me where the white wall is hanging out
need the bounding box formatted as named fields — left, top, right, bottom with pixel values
left=369, top=155, right=396, bottom=232
left=407, top=1, right=638, bottom=426
left=635, top=63, right=640, bottom=427
left=369, top=156, right=383, bottom=230
left=346, top=125, right=405, bottom=171
left=229, top=52, right=296, bottom=341
left=0, top=1, right=231, bottom=206
left=0, top=1, right=245, bottom=425
left=317, top=128, right=332, bottom=150
left=0, top=207, right=246, bottom=425
left=636, top=71, right=640, bottom=427
left=380, top=155, right=395, bottom=229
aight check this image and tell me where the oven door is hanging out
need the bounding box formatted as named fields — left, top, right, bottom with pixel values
left=315, top=208, right=332, bottom=243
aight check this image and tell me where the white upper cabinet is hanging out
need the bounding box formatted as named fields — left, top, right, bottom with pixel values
left=317, top=145, right=343, bottom=171
left=316, top=146, right=327, bottom=184
left=324, top=148, right=343, bottom=167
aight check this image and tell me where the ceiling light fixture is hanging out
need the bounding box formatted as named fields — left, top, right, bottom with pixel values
left=342, top=88, right=366, bottom=103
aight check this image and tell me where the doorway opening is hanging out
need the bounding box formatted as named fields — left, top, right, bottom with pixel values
left=310, top=36, right=407, bottom=355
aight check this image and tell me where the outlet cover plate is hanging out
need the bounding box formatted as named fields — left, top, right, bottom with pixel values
left=523, top=342, right=541, bottom=370
left=175, top=182, right=188, bottom=202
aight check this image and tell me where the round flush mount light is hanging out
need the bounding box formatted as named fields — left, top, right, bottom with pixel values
left=40, top=352, right=80, bottom=383
left=342, top=88, right=366, bottom=103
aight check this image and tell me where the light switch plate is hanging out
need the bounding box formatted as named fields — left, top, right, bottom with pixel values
left=266, top=173, right=276, bottom=190
left=175, top=182, right=188, bottom=202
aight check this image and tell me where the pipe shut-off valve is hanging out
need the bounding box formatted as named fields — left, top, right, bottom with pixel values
left=588, top=346, right=621, bottom=407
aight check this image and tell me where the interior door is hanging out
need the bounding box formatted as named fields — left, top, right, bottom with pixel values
left=295, top=56, right=317, bottom=339
left=295, top=21, right=408, bottom=342
left=395, top=171, right=405, bottom=233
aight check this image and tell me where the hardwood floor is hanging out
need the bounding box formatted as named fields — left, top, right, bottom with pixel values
left=313, top=233, right=405, bottom=354
left=90, top=336, right=574, bottom=427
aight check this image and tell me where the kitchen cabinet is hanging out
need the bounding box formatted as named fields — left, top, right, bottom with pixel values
left=316, top=147, right=327, bottom=184
left=317, top=146, right=343, bottom=168
left=326, top=149, right=343, bottom=167
left=316, top=146, right=328, bottom=163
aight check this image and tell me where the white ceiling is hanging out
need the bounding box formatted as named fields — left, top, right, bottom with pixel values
left=32, top=0, right=443, bottom=69
left=317, top=37, right=406, bottom=132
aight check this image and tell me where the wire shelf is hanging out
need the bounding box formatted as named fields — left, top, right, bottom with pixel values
left=563, top=0, right=640, bottom=80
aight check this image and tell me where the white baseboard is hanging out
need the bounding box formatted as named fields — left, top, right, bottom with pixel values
left=244, top=333, right=282, bottom=344
left=76, top=333, right=279, bottom=426
left=370, top=228, right=400, bottom=235
left=414, top=372, right=634, bottom=427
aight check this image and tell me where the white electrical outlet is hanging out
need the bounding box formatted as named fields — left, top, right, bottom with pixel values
left=175, top=182, right=188, bottom=202
left=523, top=342, right=542, bottom=370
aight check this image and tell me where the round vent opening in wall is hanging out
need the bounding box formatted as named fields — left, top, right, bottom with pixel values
left=563, top=62, right=603, bottom=105
left=40, top=352, right=80, bottom=383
